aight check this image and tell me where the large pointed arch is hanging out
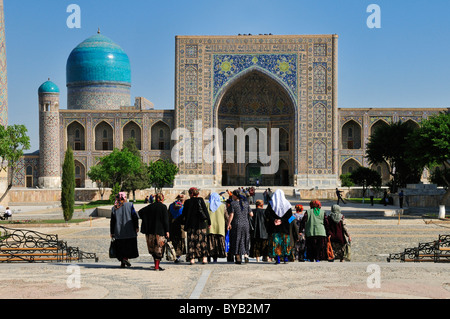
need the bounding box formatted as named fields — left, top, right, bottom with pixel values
left=214, top=68, right=296, bottom=186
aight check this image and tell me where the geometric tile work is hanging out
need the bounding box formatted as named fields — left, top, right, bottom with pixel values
left=313, top=62, right=327, bottom=94
left=0, top=0, right=7, bottom=127
left=213, top=53, right=298, bottom=100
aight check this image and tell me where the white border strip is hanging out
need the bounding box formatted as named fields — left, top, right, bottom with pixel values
left=189, top=269, right=212, bottom=299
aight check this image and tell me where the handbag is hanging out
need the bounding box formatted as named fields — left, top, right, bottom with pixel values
left=326, top=238, right=335, bottom=261
left=109, top=238, right=117, bottom=259
left=165, top=240, right=176, bottom=262
left=344, top=241, right=352, bottom=261
left=225, top=230, right=230, bottom=253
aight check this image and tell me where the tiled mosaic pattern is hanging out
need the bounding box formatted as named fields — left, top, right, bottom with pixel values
left=175, top=35, right=338, bottom=182
left=67, top=82, right=131, bottom=110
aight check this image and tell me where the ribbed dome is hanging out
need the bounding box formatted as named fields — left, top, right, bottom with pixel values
left=38, top=80, right=60, bottom=94
left=66, top=33, right=131, bottom=84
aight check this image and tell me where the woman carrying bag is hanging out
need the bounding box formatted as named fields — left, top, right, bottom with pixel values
left=327, top=204, right=352, bottom=262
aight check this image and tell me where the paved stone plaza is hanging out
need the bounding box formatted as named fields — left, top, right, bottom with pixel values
left=0, top=191, right=449, bottom=300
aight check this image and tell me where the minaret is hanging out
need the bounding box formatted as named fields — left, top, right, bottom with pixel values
left=0, top=0, right=8, bottom=204
left=0, top=0, right=7, bottom=127
left=38, top=79, right=61, bottom=188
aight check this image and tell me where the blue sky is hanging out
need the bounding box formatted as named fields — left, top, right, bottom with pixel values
left=3, top=0, right=450, bottom=151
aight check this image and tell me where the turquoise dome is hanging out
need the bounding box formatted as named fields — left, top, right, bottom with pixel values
left=66, top=33, right=131, bottom=84
left=38, top=80, right=60, bottom=93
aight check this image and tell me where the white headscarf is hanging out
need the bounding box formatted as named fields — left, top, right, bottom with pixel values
left=269, top=189, right=292, bottom=217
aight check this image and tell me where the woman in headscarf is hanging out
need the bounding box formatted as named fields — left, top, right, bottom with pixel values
left=226, top=189, right=253, bottom=264
left=206, top=192, right=228, bottom=263
left=265, top=189, right=294, bottom=264
left=250, top=200, right=271, bottom=262
left=167, top=194, right=186, bottom=263
left=299, top=199, right=329, bottom=262
left=181, top=187, right=211, bottom=265
left=292, top=204, right=306, bottom=262
left=139, top=193, right=170, bottom=271
left=327, top=204, right=352, bottom=262
left=110, top=192, right=139, bottom=268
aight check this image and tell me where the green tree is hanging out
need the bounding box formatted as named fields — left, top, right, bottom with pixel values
left=339, top=173, right=354, bottom=188
left=148, top=160, right=179, bottom=193
left=92, top=148, right=142, bottom=191
left=408, top=112, right=450, bottom=206
left=366, top=121, right=422, bottom=192
left=0, top=124, right=31, bottom=203
left=350, top=167, right=382, bottom=201
left=87, top=164, right=109, bottom=200
left=122, top=138, right=149, bottom=201
left=61, top=146, right=75, bottom=222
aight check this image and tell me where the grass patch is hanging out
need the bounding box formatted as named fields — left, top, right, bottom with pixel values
left=346, top=198, right=383, bottom=204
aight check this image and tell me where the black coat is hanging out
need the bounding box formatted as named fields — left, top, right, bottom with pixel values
left=250, top=208, right=269, bottom=239
left=181, top=197, right=211, bottom=230
left=265, top=205, right=293, bottom=235
left=138, top=202, right=169, bottom=236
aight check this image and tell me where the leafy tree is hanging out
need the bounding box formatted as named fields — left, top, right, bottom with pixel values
left=91, top=148, right=142, bottom=191
left=0, top=124, right=31, bottom=203
left=109, top=182, right=121, bottom=204
left=87, top=164, right=109, bottom=200
left=408, top=112, right=450, bottom=206
left=339, top=173, right=354, bottom=188
left=122, top=138, right=149, bottom=201
left=61, top=146, right=75, bottom=222
left=147, top=160, right=179, bottom=193
left=350, top=166, right=382, bottom=200
left=366, top=121, right=422, bottom=192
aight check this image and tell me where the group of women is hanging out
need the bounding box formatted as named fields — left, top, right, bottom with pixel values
left=109, top=188, right=352, bottom=270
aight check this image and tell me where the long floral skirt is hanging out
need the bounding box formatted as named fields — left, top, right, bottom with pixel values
left=207, top=234, right=226, bottom=258
left=172, top=234, right=187, bottom=257
left=270, top=233, right=291, bottom=257
left=186, top=228, right=209, bottom=260
left=250, top=238, right=270, bottom=258
left=331, top=241, right=346, bottom=261
left=145, top=234, right=166, bottom=260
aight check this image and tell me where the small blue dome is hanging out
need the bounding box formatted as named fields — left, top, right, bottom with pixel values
left=38, top=80, right=60, bottom=94
left=66, top=33, right=131, bottom=84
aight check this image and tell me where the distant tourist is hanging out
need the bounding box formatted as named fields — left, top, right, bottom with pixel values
left=368, top=189, right=374, bottom=206
left=383, top=190, right=388, bottom=206
left=336, top=188, right=346, bottom=205
left=110, top=193, right=139, bottom=268
left=399, top=190, right=404, bottom=208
